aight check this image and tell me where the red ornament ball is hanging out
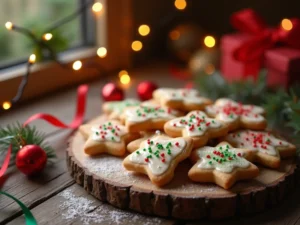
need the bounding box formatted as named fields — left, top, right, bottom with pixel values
left=137, top=81, right=158, bottom=101
left=15, top=145, right=47, bottom=176
left=102, top=83, right=124, bottom=101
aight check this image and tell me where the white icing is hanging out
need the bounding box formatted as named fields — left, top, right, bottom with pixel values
left=205, top=98, right=265, bottom=123
left=106, top=99, right=140, bottom=115
left=155, top=88, right=209, bottom=104
left=170, top=111, right=221, bottom=137
left=225, top=130, right=289, bottom=156
left=129, top=136, right=186, bottom=175
left=196, top=145, right=250, bottom=173
left=92, top=121, right=127, bottom=142
left=124, top=106, right=177, bottom=122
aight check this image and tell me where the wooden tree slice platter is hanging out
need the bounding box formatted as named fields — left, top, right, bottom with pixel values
left=67, top=115, right=299, bottom=220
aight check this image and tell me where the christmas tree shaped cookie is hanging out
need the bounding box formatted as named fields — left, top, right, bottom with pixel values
left=121, top=105, right=182, bottom=132
left=79, top=121, right=140, bottom=156
left=223, top=130, right=296, bottom=169
left=153, top=88, right=212, bottom=111
left=103, top=99, right=140, bottom=120
left=164, top=110, right=229, bottom=148
left=123, top=135, right=193, bottom=186
left=188, top=142, right=259, bottom=189
left=205, top=98, right=267, bottom=131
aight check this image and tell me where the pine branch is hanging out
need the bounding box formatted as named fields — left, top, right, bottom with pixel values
left=0, top=123, right=56, bottom=163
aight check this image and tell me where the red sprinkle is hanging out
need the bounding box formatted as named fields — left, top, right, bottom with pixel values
left=145, top=158, right=149, bottom=162
left=162, top=158, right=166, bottom=163
left=161, top=153, right=165, bottom=157
left=237, top=153, right=242, bottom=157
left=206, top=122, right=211, bottom=126
left=175, top=142, right=179, bottom=147
left=101, top=135, right=105, bottom=139
left=206, top=155, right=211, bottom=159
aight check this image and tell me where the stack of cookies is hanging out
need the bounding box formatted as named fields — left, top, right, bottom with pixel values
left=79, top=88, right=296, bottom=190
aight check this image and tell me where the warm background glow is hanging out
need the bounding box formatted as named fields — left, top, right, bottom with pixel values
left=92, top=2, right=103, bottom=13
left=5, top=21, right=13, bottom=30
left=118, top=70, right=128, bottom=78
left=120, top=74, right=131, bottom=85
left=204, top=36, right=216, bottom=48
left=72, top=60, right=82, bottom=70
left=174, top=0, right=187, bottom=10
left=43, top=33, right=53, bottom=41
left=131, top=40, right=143, bottom=51
left=281, top=18, right=293, bottom=31
left=97, top=47, right=107, bottom=58
left=2, top=101, right=11, bottom=110
left=29, top=54, right=36, bottom=64
left=138, top=25, right=150, bottom=36
left=169, top=30, right=180, bottom=40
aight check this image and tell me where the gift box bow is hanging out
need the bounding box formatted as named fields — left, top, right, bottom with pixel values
left=231, top=8, right=300, bottom=64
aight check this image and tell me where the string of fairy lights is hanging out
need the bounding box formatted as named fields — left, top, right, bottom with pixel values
left=1, top=0, right=293, bottom=111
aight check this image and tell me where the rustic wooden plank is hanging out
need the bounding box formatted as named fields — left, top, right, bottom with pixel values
left=186, top=186, right=300, bottom=225
left=0, top=130, right=74, bottom=224
left=7, top=184, right=175, bottom=225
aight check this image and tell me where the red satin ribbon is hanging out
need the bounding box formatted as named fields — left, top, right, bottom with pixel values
left=231, top=9, right=300, bottom=74
left=0, top=145, right=11, bottom=178
left=0, top=84, right=88, bottom=178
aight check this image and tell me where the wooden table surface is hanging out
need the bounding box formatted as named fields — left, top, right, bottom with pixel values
left=1, top=64, right=300, bottom=225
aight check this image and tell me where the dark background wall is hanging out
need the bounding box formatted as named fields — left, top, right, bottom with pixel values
left=131, top=0, right=300, bottom=62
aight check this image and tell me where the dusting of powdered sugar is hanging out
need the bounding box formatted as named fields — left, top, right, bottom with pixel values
left=58, top=188, right=165, bottom=225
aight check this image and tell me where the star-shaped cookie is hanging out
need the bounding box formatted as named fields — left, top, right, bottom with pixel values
left=188, top=142, right=259, bottom=189
left=123, top=135, right=193, bottom=186
left=121, top=105, right=182, bottom=132
left=223, top=130, right=296, bottom=169
left=164, top=110, right=229, bottom=148
left=205, top=98, right=267, bottom=131
left=153, top=88, right=212, bottom=111
left=79, top=120, right=140, bottom=156
left=102, top=99, right=140, bottom=120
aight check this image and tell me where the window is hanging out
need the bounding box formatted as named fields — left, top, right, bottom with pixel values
left=0, top=0, right=93, bottom=69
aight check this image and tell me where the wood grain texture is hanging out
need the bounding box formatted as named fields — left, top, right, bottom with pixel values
left=7, top=184, right=175, bottom=225
left=67, top=115, right=300, bottom=220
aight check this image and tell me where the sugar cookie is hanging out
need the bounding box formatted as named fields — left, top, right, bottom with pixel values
left=153, top=88, right=212, bottom=111
left=121, top=105, right=182, bottom=132
left=223, top=130, right=296, bottom=169
left=123, top=135, right=193, bottom=186
left=79, top=120, right=140, bottom=156
left=164, top=110, right=229, bottom=148
left=102, top=99, right=140, bottom=120
left=205, top=98, right=267, bottom=131
left=188, top=142, right=259, bottom=189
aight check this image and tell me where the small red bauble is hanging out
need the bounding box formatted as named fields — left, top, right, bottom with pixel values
left=102, top=83, right=124, bottom=101
left=15, top=145, right=47, bottom=176
left=137, top=81, right=158, bottom=101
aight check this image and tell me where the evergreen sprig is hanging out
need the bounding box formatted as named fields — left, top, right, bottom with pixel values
left=0, top=123, right=56, bottom=163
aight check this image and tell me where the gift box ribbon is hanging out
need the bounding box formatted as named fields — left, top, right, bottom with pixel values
left=230, top=8, right=300, bottom=76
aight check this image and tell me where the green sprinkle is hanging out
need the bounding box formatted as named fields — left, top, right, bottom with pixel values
left=212, top=120, right=215, bottom=123
left=112, top=129, right=115, bottom=133
left=198, top=127, right=202, bottom=131
left=111, top=137, right=115, bottom=141
left=148, top=147, right=152, bottom=151
left=219, top=146, right=222, bottom=150
left=209, top=161, right=212, bottom=164
left=226, top=145, right=229, bottom=148
left=108, top=122, right=112, bottom=125
left=150, top=141, right=154, bottom=145
left=136, top=151, right=140, bottom=154
left=96, top=132, right=99, bottom=135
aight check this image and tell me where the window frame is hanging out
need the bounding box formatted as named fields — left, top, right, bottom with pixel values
left=0, top=0, right=133, bottom=105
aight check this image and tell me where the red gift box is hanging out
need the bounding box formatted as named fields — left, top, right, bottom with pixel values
left=221, top=33, right=300, bottom=87
left=220, top=9, right=300, bottom=87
